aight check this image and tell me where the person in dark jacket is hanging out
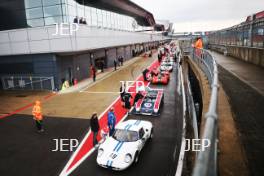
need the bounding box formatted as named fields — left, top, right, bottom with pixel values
left=73, top=16, right=78, bottom=23
left=123, top=92, right=132, bottom=111
left=120, top=83, right=125, bottom=103
left=90, top=112, right=99, bottom=146
left=142, top=68, right=149, bottom=81
left=120, top=56, right=124, bottom=66
left=91, top=65, right=96, bottom=82
left=114, top=58, right=117, bottom=71
left=100, top=61, right=104, bottom=72
left=133, top=91, right=144, bottom=106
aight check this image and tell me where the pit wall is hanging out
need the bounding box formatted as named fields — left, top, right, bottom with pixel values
left=209, top=44, right=264, bottom=68
left=184, top=56, right=211, bottom=131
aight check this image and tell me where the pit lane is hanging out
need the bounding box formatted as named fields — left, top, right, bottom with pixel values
left=71, top=64, right=183, bottom=176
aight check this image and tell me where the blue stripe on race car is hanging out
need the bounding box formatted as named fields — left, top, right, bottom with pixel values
left=113, top=141, right=121, bottom=152
left=134, top=120, right=139, bottom=125
left=124, top=123, right=130, bottom=129
left=107, top=160, right=110, bottom=167
left=135, top=120, right=141, bottom=126
left=127, top=124, right=133, bottom=130
left=110, top=161, right=113, bottom=167
left=116, top=142, right=124, bottom=152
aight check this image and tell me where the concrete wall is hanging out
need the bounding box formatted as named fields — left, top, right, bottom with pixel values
left=209, top=44, right=264, bottom=68
left=0, top=25, right=167, bottom=56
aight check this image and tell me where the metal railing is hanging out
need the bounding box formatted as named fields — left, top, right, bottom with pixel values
left=1, top=75, right=55, bottom=91
left=190, top=47, right=219, bottom=176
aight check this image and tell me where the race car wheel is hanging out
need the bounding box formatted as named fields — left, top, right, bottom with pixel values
left=134, top=151, right=139, bottom=163
left=150, top=128, right=154, bottom=139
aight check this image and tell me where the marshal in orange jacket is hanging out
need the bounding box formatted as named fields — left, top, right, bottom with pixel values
left=32, top=101, right=43, bottom=121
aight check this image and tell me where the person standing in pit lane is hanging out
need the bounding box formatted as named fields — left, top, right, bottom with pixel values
left=107, top=107, right=116, bottom=136
left=91, top=64, right=96, bottom=82
left=133, top=91, right=144, bottom=106
left=123, top=91, right=132, bottom=112
left=114, top=58, right=117, bottom=71
left=120, top=82, right=126, bottom=106
left=32, top=100, right=44, bottom=133
left=90, top=112, right=99, bottom=146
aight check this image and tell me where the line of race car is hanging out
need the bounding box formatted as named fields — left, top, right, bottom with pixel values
left=96, top=42, right=179, bottom=171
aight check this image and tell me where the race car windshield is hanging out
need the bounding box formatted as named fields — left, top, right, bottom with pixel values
left=113, top=129, right=139, bottom=142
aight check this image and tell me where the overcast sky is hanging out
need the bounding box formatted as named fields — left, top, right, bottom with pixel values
left=131, top=0, right=264, bottom=32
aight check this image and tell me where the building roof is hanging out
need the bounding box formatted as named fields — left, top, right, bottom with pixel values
left=77, top=0, right=155, bottom=26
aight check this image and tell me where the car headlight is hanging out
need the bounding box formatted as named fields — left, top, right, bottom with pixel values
left=98, top=148, right=104, bottom=157
left=124, top=153, right=132, bottom=163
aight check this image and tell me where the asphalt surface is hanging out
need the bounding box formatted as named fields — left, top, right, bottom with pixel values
left=218, top=65, right=264, bottom=176
left=0, top=64, right=183, bottom=176
left=0, top=114, right=89, bottom=176
left=71, top=65, right=183, bottom=176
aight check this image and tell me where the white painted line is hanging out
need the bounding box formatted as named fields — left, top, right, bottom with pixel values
left=175, top=64, right=186, bottom=176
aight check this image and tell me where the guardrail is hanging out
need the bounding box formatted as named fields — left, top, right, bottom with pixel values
left=190, top=47, right=219, bottom=176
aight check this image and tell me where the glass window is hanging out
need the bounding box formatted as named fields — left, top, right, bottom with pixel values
left=85, top=6, right=91, bottom=25
left=97, top=9, right=102, bottom=27
left=67, top=0, right=76, bottom=6
left=61, top=4, right=68, bottom=16
left=77, top=4, right=84, bottom=17
left=91, top=7, right=97, bottom=26
left=25, top=0, right=42, bottom=8
left=68, top=5, right=77, bottom=17
left=62, top=15, right=69, bottom=23
left=42, top=0, right=61, bottom=6
left=44, top=5, right=62, bottom=17
left=44, top=16, right=63, bottom=25
left=27, top=18, right=44, bottom=27
left=26, top=7, right=43, bottom=19
left=61, top=0, right=67, bottom=4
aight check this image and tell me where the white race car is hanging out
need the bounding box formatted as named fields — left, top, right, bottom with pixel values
left=160, top=61, right=173, bottom=72
left=96, top=119, right=153, bottom=170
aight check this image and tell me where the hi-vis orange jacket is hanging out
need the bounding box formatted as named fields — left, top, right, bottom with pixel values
left=195, top=39, right=203, bottom=49
left=32, top=101, right=43, bottom=121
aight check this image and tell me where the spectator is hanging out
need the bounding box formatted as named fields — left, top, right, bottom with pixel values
left=118, top=56, right=121, bottom=66
left=73, top=16, right=78, bottom=23
left=90, top=112, right=99, bottom=146
left=100, top=61, right=104, bottom=72
left=79, top=17, right=84, bottom=24
left=120, top=56, right=124, bottom=66
left=91, top=64, right=96, bottom=82
left=83, top=18, right=87, bottom=25
left=107, top=107, right=116, bottom=136
left=114, top=58, right=117, bottom=71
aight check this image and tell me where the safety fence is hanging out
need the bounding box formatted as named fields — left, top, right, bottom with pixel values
left=208, top=18, right=264, bottom=48
left=190, top=47, right=219, bottom=176
left=1, top=75, right=55, bottom=91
